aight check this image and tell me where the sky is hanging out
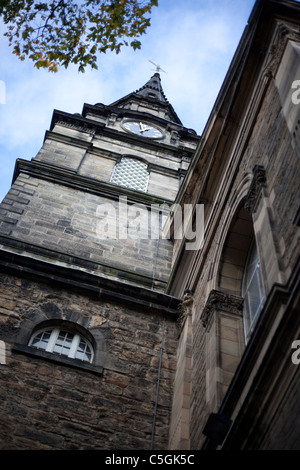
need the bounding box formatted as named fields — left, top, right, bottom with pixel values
left=0, top=0, right=258, bottom=202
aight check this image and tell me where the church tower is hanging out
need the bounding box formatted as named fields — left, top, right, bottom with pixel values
left=0, top=73, right=199, bottom=450
left=1, top=0, right=299, bottom=452
left=7, top=72, right=199, bottom=291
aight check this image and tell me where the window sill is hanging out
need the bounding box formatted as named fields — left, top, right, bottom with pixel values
left=12, top=343, right=103, bottom=376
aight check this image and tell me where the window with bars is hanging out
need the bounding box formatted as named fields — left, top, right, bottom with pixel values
left=110, top=157, right=149, bottom=192
left=29, top=327, right=94, bottom=363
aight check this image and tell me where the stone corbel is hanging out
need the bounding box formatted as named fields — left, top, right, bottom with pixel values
left=201, top=289, right=243, bottom=328
left=170, top=130, right=180, bottom=145
left=244, top=165, right=267, bottom=213
left=107, top=113, right=118, bottom=126
left=177, top=290, right=194, bottom=330
left=262, top=22, right=300, bottom=79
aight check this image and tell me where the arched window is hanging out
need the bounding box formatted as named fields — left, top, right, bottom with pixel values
left=218, top=205, right=265, bottom=342
left=110, top=157, right=149, bottom=192
left=242, top=240, right=264, bottom=339
left=29, top=327, right=94, bottom=363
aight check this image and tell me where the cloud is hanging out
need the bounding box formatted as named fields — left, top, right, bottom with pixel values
left=0, top=0, right=256, bottom=201
left=132, top=0, right=254, bottom=132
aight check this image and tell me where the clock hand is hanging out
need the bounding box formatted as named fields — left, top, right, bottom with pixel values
left=140, top=123, right=151, bottom=133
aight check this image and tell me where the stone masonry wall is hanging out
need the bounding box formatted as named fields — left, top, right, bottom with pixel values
left=189, top=76, right=300, bottom=448
left=0, top=173, right=173, bottom=290
left=0, top=272, right=178, bottom=450
left=37, top=123, right=185, bottom=202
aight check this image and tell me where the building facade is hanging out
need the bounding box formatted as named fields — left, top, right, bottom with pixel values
left=0, top=71, right=199, bottom=450
left=0, top=0, right=299, bottom=450
left=168, top=0, right=300, bottom=450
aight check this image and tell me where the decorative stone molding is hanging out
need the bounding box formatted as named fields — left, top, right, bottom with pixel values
left=170, top=130, right=180, bottom=145
left=262, top=22, right=300, bottom=79
left=107, top=113, right=118, bottom=126
left=180, top=151, right=191, bottom=163
left=177, top=290, right=194, bottom=329
left=56, top=119, right=97, bottom=135
left=244, top=165, right=267, bottom=213
left=201, top=289, right=243, bottom=328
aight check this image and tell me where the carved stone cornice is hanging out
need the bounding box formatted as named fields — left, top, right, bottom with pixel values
left=201, top=290, right=243, bottom=328
left=56, top=119, right=97, bottom=135
left=262, top=22, right=300, bottom=79
left=244, top=165, right=267, bottom=213
left=0, top=240, right=180, bottom=317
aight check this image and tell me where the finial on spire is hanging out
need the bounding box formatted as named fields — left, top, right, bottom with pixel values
left=148, top=60, right=167, bottom=74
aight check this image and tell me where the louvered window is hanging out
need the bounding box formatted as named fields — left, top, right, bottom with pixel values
left=110, top=157, right=149, bottom=192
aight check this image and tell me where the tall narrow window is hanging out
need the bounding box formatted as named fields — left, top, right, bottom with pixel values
left=110, top=157, right=149, bottom=192
left=29, top=327, right=94, bottom=363
left=242, top=240, right=264, bottom=339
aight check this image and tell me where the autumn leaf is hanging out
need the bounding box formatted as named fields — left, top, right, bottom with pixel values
left=0, top=0, right=158, bottom=72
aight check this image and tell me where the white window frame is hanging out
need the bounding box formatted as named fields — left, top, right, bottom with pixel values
left=29, top=327, right=94, bottom=363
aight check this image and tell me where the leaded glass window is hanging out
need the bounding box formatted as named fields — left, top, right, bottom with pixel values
left=29, top=327, right=93, bottom=363
left=110, top=157, right=149, bottom=192
left=242, top=240, right=264, bottom=339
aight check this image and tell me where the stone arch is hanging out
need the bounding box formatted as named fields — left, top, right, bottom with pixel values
left=217, top=203, right=254, bottom=296
left=205, top=172, right=252, bottom=295
left=200, top=200, right=254, bottom=412
left=29, top=318, right=97, bottom=354
left=16, top=302, right=106, bottom=369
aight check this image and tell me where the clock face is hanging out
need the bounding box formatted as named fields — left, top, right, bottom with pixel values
left=123, top=120, right=163, bottom=139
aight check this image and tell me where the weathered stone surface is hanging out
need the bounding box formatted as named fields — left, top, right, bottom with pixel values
left=0, top=176, right=173, bottom=289
left=0, top=273, right=178, bottom=450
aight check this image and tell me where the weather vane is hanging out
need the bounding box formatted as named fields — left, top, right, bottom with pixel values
left=148, top=60, right=167, bottom=74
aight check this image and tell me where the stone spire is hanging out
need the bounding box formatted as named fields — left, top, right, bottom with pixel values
left=135, top=72, right=168, bottom=103
left=109, top=72, right=182, bottom=125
